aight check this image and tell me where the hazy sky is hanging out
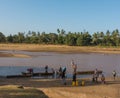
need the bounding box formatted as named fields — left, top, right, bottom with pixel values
left=0, top=0, right=120, bottom=35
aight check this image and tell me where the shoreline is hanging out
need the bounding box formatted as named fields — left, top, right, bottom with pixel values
left=0, top=77, right=120, bottom=98
left=0, top=44, right=120, bottom=56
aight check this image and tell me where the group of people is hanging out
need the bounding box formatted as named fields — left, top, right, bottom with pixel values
left=92, top=69, right=117, bottom=84
left=92, top=68, right=105, bottom=84
left=44, top=65, right=67, bottom=83
left=57, top=59, right=77, bottom=85
left=44, top=61, right=117, bottom=85
left=58, top=66, right=67, bottom=85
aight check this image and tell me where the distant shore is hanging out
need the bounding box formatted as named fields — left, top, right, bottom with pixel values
left=0, top=44, right=120, bottom=57
left=0, top=44, right=120, bottom=54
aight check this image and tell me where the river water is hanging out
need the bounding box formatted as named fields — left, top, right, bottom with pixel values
left=0, top=50, right=120, bottom=77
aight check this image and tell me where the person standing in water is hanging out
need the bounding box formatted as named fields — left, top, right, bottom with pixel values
left=94, top=68, right=99, bottom=82
left=45, top=65, right=48, bottom=73
left=71, top=60, right=77, bottom=82
left=58, top=66, right=62, bottom=78
left=112, top=70, right=117, bottom=80
left=101, top=73, right=105, bottom=84
left=61, top=66, right=67, bottom=85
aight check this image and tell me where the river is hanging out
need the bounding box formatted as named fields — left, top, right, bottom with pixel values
left=0, top=50, right=120, bottom=77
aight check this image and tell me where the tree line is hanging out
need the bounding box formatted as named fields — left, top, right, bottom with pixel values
left=0, top=29, right=120, bottom=46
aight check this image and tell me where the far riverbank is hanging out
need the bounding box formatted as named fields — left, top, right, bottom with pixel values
left=0, top=44, right=120, bottom=55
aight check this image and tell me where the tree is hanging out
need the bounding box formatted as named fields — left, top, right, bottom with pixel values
left=12, top=34, right=19, bottom=43
left=48, top=33, right=58, bottom=44
left=76, top=35, right=84, bottom=46
left=30, top=31, right=39, bottom=43
left=76, top=32, right=91, bottom=46
left=104, top=30, right=112, bottom=46
left=1, top=29, right=120, bottom=46
left=0, top=32, right=6, bottom=43
left=57, top=29, right=66, bottom=44
left=92, top=32, right=101, bottom=45
left=7, top=34, right=13, bottom=43
left=99, top=32, right=104, bottom=45
left=18, top=32, right=25, bottom=43
left=83, top=32, right=92, bottom=46
left=40, top=32, right=50, bottom=44
left=65, top=32, right=77, bottom=46
left=111, top=29, right=120, bottom=46
left=57, top=29, right=60, bottom=34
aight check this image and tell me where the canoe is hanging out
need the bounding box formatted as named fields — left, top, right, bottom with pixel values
left=6, top=72, right=54, bottom=78
left=22, top=72, right=54, bottom=76
left=76, top=70, right=102, bottom=75
left=6, top=75, right=31, bottom=78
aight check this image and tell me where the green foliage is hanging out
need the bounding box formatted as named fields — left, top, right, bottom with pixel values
left=7, top=34, right=13, bottom=43
left=0, top=32, right=6, bottom=42
left=0, top=29, right=120, bottom=46
left=65, top=32, right=77, bottom=46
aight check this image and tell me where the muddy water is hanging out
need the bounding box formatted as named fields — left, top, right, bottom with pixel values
left=0, top=50, right=120, bottom=77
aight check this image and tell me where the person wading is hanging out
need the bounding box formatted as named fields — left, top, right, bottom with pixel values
left=112, top=70, right=117, bottom=80
left=61, top=66, right=67, bottom=85
left=71, top=60, right=77, bottom=84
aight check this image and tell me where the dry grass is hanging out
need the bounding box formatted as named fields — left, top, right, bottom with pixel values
left=0, top=44, right=120, bottom=54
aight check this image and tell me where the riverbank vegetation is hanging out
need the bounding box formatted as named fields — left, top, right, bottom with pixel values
left=0, top=29, right=120, bottom=46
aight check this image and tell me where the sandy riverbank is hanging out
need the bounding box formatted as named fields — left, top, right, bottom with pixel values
left=0, top=77, right=120, bottom=98
left=0, top=52, right=30, bottom=58
left=0, top=44, right=120, bottom=54
left=0, top=44, right=120, bottom=58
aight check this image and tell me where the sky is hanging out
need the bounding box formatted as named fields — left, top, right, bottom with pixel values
left=0, top=0, right=120, bottom=36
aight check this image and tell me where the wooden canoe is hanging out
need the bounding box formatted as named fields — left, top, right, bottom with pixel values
left=76, top=70, right=102, bottom=75
left=22, top=72, right=54, bottom=76
left=6, top=72, right=54, bottom=78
